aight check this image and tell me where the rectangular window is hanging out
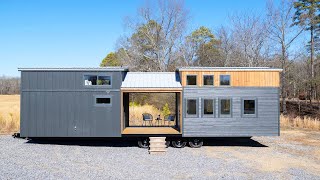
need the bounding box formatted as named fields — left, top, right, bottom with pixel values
left=220, top=75, right=230, bottom=86
left=94, top=96, right=112, bottom=107
left=84, top=75, right=97, bottom=85
left=244, top=100, right=255, bottom=114
left=220, top=99, right=231, bottom=117
left=203, top=99, right=214, bottom=115
left=242, top=98, right=257, bottom=117
left=98, top=76, right=111, bottom=85
left=203, top=75, right=214, bottom=86
left=187, top=75, right=197, bottom=86
left=186, top=99, right=197, bottom=116
left=84, top=75, right=111, bottom=86
left=96, top=98, right=111, bottom=104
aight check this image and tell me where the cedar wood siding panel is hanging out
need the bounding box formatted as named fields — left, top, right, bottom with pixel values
left=182, top=87, right=280, bottom=137
left=181, top=71, right=280, bottom=87
left=20, top=71, right=123, bottom=137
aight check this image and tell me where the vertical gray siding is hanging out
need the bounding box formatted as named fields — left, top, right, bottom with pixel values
left=20, top=71, right=123, bottom=137
left=182, top=87, right=280, bottom=137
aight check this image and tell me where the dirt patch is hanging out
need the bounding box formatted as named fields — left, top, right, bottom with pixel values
left=204, top=129, right=320, bottom=176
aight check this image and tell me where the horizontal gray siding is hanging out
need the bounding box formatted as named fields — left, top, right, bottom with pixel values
left=182, top=87, right=280, bottom=137
left=20, top=71, right=123, bottom=137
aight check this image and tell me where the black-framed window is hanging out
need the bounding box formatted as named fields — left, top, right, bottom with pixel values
left=186, top=75, right=197, bottom=86
left=220, top=75, right=230, bottom=86
left=242, top=98, right=257, bottom=117
left=96, top=98, right=111, bottom=104
left=97, top=76, right=111, bottom=85
left=85, top=75, right=112, bottom=86
left=219, top=98, right=232, bottom=117
left=203, top=75, right=214, bottom=86
left=186, top=99, right=197, bottom=116
left=84, top=75, right=97, bottom=85
left=94, top=95, right=112, bottom=107
left=203, top=99, right=214, bottom=116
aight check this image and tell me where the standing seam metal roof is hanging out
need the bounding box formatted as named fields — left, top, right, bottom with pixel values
left=18, top=67, right=128, bottom=71
left=121, top=72, right=182, bottom=88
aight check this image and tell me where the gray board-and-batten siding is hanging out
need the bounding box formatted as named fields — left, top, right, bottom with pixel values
left=182, top=87, right=280, bottom=137
left=20, top=70, right=126, bottom=137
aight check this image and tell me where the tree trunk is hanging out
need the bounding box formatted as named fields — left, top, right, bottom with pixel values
left=281, top=42, right=287, bottom=114
left=310, top=25, right=314, bottom=104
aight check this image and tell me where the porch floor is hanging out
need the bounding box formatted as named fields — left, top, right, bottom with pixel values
left=122, top=127, right=181, bottom=135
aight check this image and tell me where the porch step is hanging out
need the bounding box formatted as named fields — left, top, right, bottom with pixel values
left=149, top=137, right=167, bottom=154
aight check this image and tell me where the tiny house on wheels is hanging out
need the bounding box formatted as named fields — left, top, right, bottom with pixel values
left=18, top=67, right=282, bottom=148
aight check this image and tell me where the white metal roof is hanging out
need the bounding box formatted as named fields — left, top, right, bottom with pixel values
left=177, top=67, right=283, bottom=71
left=18, top=67, right=128, bottom=71
left=121, top=72, right=182, bottom=89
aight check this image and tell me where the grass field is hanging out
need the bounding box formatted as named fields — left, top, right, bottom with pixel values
left=0, top=95, right=319, bottom=134
left=0, top=95, right=20, bottom=134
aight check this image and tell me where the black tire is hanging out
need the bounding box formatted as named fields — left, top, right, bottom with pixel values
left=165, top=140, right=170, bottom=148
left=172, top=139, right=187, bottom=148
left=188, top=138, right=203, bottom=148
left=137, top=138, right=149, bottom=148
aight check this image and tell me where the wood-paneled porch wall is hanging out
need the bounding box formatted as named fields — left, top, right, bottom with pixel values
left=180, top=71, right=280, bottom=87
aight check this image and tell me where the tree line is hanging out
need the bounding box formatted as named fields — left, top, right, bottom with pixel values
left=100, top=0, right=320, bottom=114
left=0, top=76, right=20, bottom=95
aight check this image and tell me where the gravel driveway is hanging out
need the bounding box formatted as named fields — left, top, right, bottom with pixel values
left=1, top=129, right=319, bottom=179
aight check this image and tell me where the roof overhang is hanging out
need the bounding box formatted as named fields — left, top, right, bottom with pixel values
left=18, top=67, right=129, bottom=72
left=176, top=67, right=283, bottom=72
left=121, top=87, right=182, bottom=92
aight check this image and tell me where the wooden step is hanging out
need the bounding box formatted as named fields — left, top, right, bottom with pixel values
left=149, top=137, right=167, bottom=154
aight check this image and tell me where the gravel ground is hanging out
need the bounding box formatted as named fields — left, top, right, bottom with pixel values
left=0, top=129, right=320, bottom=179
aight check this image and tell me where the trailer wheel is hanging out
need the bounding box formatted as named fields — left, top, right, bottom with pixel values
left=165, top=140, right=170, bottom=148
left=171, top=139, right=187, bottom=148
left=188, top=138, right=203, bottom=148
left=137, top=138, right=149, bottom=148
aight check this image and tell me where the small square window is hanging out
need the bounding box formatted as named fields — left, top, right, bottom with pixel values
left=203, top=99, right=214, bottom=115
left=186, top=99, right=197, bottom=116
left=84, top=75, right=97, bottom=85
left=220, top=99, right=231, bottom=117
left=220, top=75, right=230, bottom=86
left=187, top=75, right=197, bottom=86
left=98, top=76, right=111, bottom=85
left=203, top=75, right=214, bottom=86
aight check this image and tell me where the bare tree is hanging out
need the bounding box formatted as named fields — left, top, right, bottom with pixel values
left=267, top=0, right=304, bottom=114
left=0, top=76, right=20, bottom=95
left=118, top=0, right=189, bottom=72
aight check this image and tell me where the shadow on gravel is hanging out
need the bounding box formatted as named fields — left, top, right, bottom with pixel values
left=25, top=137, right=267, bottom=147
left=25, top=138, right=138, bottom=147
left=203, top=137, right=267, bottom=147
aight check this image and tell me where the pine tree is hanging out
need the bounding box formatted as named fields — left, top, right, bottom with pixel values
left=162, top=103, right=171, bottom=117
left=292, top=0, right=320, bottom=101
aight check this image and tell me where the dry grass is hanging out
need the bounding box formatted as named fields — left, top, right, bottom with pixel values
left=280, top=114, right=320, bottom=131
left=129, top=104, right=175, bottom=126
left=0, top=95, right=319, bottom=133
left=0, top=95, right=20, bottom=134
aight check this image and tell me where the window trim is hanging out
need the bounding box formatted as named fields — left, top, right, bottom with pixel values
left=94, top=95, right=112, bottom=107
left=203, top=75, right=214, bottom=86
left=202, top=98, right=215, bottom=117
left=241, top=98, right=258, bottom=118
left=218, top=98, right=232, bottom=118
left=83, top=74, right=112, bottom=88
left=185, top=98, right=198, bottom=117
left=219, top=74, right=231, bottom=86
left=186, top=75, right=198, bottom=86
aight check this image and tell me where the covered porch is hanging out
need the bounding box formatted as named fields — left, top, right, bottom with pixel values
left=120, top=72, right=182, bottom=135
